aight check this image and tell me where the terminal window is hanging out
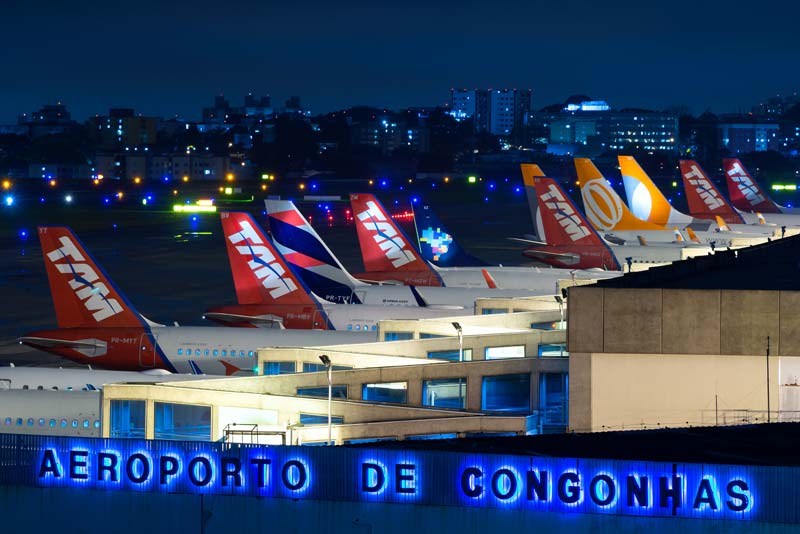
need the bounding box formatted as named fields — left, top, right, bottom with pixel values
left=484, top=345, right=525, bottom=360
left=154, top=403, right=211, bottom=441
left=539, top=373, right=568, bottom=431
left=481, top=308, right=507, bottom=315
left=423, top=378, right=466, bottom=409
left=427, top=348, right=473, bottom=361
left=110, top=400, right=146, bottom=439
left=262, top=361, right=296, bottom=375
left=362, top=382, right=408, bottom=404
left=296, top=385, right=347, bottom=398
left=481, top=374, right=531, bottom=413
left=302, top=363, right=352, bottom=373
left=384, top=332, right=414, bottom=341
left=537, top=343, right=569, bottom=357
left=299, top=413, right=344, bottom=425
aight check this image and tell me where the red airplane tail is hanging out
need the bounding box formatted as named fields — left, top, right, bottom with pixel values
left=38, top=226, right=145, bottom=329
left=350, top=193, right=433, bottom=274
left=723, top=158, right=780, bottom=213
left=680, top=160, right=744, bottom=224
left=219, top=212, right=317, bottom=306
left=535, top=178, right=607, bottom=247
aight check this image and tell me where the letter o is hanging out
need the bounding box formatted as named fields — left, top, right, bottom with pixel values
left=188, top=457, right=213, bottom=487
left=589, top=474, right=616, bottom=506
left=126, top=453, right=151, bottom=484
left=282, top=460, right=307, bottom=491
left=491, top=468, right=518, bottom=500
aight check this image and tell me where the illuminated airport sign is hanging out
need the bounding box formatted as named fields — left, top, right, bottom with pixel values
left=8, top=437, right=777, bottom=521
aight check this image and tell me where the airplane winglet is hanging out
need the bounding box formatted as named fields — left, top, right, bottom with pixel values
left=409, top=286, right=428, bottom=307
left=715, top=216, right=731, bottom=232
left=188, top=360, right=203, bottom=375
left=685, top=227, right=701, bottom=244
left=481, top=269, right=498, bottom=289
left=637, top=235, right=648, bottom=246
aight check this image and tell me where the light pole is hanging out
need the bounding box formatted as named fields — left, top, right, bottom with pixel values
left=452, top=322, right=463, bottom=362
left=319, top=354, right=333, bottom=445
left=554, top=295, right=564, bottom=328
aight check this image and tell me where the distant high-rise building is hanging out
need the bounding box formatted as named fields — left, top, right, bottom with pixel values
left=88, top=108, right=157, bottom=148
left=718, top=121, right=780, bottom=153
left=450, top=88, right=531, bottom=142
left=17, top=102, right=77, bottom=137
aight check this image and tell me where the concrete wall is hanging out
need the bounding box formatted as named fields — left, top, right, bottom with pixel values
left=377, top=310, right=561, bottom=341
left=569, top=287, right=788, bottom=355
left=567, top=287, right=794, bottom=433
left=1, top=486, right=776, bottom=534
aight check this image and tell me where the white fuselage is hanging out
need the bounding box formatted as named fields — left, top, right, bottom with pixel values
left=0, top=389, right=101, bottom=437
left=0, top=366, right=204, bottom=391
left=432, top=266, right=621, bottom=290
left=150, top=327, right=374, bottom=375
left=320, top=302, right=472, bottom=332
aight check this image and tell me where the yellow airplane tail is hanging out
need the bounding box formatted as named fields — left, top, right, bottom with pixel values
left=618, top=155, right=694, bottom=227
left=574, top=158, right=668, bottom=232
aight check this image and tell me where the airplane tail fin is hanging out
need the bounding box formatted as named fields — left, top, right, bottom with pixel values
left=219, top=212, right=318, bottom=306
left=574, top=158, right=667, bottom=232
left=349, top=193, right=439, bottom=279
left=412, top=202, right=488, bottom=267
left=618, top=155, right=694, bottom=227
left=521, top=164, right=546, bottom=239
left=265, top=199, right=363, bottom=303
left=679, top=160, right=744, bottom=224
left=714, top=216, right=731, bottom=232
left=37, top=226, right=146, bottom=329
left=723, top=158, right=781, bottom=213
left=685, top=227, right=701, bottom=244
left=534, top=177, right=607, bottom=248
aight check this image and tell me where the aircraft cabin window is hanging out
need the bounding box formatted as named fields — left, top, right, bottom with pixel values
left=37, top=386, right=43, bottom=390
left=204, top=350, right=209, bottom=356
left=60, top=419, right=67, bottom=428
left=71, top=420, right=78, bottom=428
left=177, top=349, right=183, bottom=355
left=22, top=385, right=28, bottom=390
left=38, top=419, right=45, bottom=426
left=49, top=419, right=56, bottom=427
left=221, top=350, right=227, bottom=356
left=4, top=417, right=11, bottom=426
left=93, top=420, right=100, bottom=428
left=83, top=420, right=89, bottom=428
left=195, top=349, right=201, bottom=356
left=213, top=350, right=218, bottom=356
left=248, top=351, right=254, bottom=357
left=27, top=418, right=34, bottom=426
left=239, top=351, right=245, bottom=357
left=347, top=324, right=352, bottom=330
left=16, top=418, right=23, bottom=426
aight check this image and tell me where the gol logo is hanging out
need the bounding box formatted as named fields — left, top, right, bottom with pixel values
left=46, top=236, right=123, bottom=322
left=580, top=179, right=624, bottom=231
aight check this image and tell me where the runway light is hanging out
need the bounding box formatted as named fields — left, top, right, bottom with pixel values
left=2, top=179, right=11, bottom=190
left=5, top=195, right=14, bottom=206
left=103, top=197, right=110, bottom=204
left=18, top=229, right=28, bottom=239
left=92, top=179, right=100, bottom=185
left=468, top=176, right=477, bottom=184
left=261, top=184, right=267, bottom=191
left=368, top=179, right=374, bottom=186
left=444, top=176, right=450, bottom=183
left=49, top=179, right=57, bottom=187
left=672, top=181, right=677, bottom=187
left=173, top=189, right=178, bottom=195
left=64, top=194, right=73, bottom=204
left=133, top=177, right=141, bottom=185
left=226, top=173, right=234, bottom=182
left=116, top=191, right=124, bottom=200
left=299, top=183, right=306, bottom=190
left=224, top=187, right=233, bottom=195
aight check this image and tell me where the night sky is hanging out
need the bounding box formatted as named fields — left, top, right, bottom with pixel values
left=2, top=0, right=799, bottom=122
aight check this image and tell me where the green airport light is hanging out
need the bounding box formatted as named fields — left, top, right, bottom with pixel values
left=467, top=176, right=477, bottom=184
left=771, top=184, right=797, bottom=191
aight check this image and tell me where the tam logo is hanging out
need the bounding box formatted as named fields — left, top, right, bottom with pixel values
left=685, top=165, right=723, bottom=210
left=541, top=184, right=591, bottom=241
left=727, top=162, right=765, bottom=205
left=356, top=201, right=416, bottom=268
left=46, top=236, right=123, bottom=322
left=228, top=220, right=297, bottom=299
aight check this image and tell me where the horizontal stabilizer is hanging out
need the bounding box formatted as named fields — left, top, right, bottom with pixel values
left=202, top=312, right=286, bottom=329
left=18, top=336, right=106, bottom=350
left=507, top=236, right=548, bottom=246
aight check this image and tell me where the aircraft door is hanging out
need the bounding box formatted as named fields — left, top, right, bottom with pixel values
left=139, top=332, right=158, bottom=368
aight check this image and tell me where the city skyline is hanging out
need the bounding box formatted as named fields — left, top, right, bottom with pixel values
left=2, top=0, right=799, bottom=123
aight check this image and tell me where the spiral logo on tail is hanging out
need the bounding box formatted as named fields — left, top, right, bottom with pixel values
left=581, top=179, right=623, bottom=231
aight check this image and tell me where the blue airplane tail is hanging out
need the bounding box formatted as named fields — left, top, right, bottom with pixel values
left=412, top=203, right=488, bottom=267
